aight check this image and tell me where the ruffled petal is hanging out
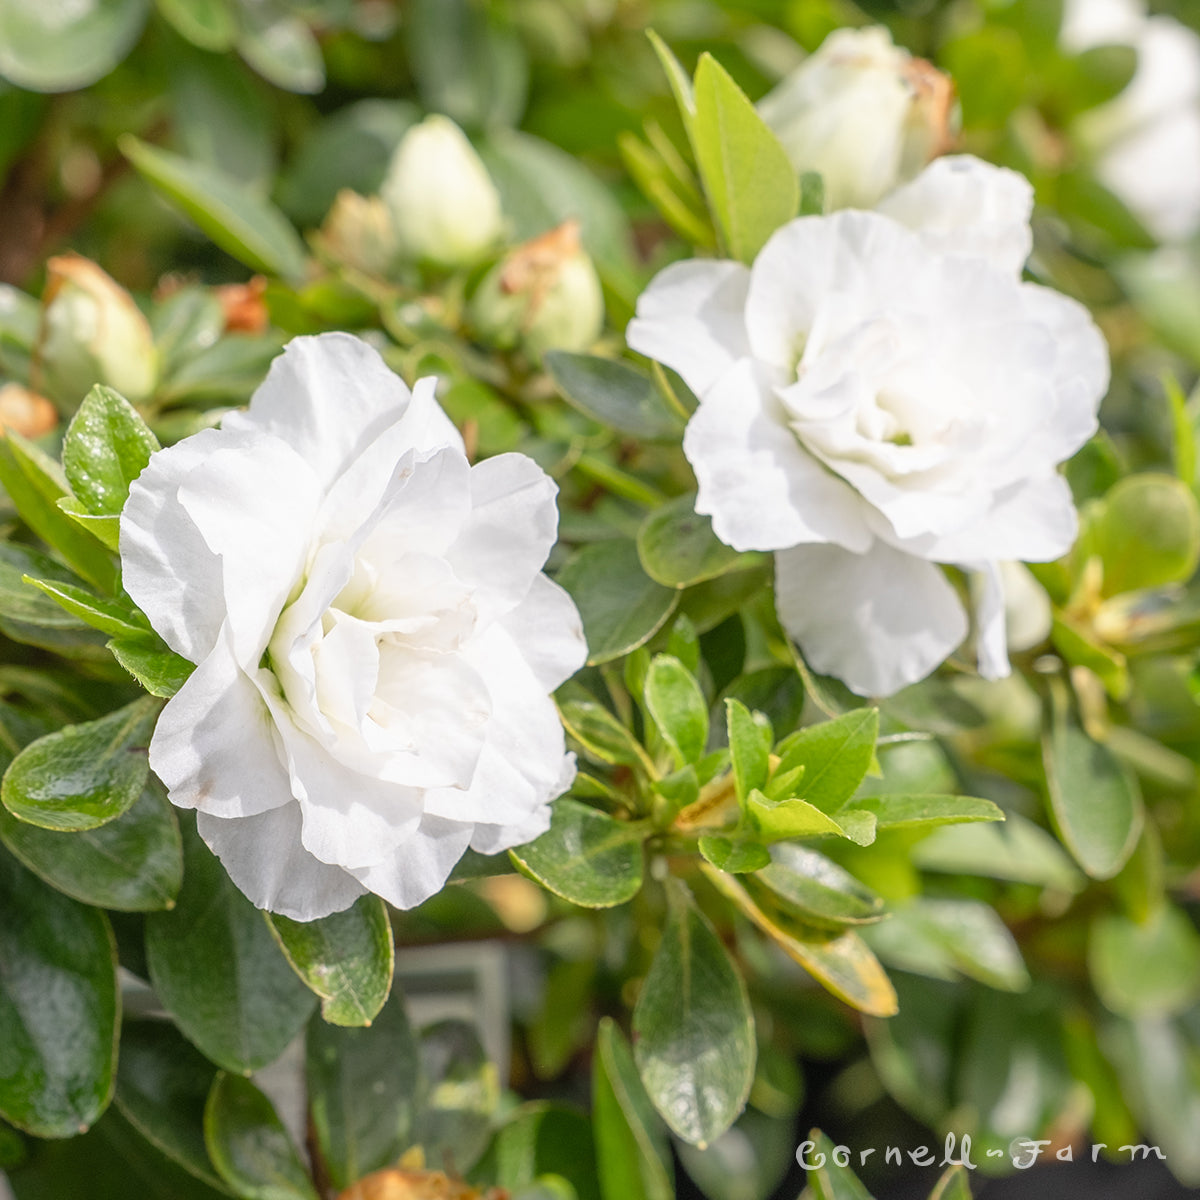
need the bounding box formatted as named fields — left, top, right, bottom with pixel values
left=148, top=627, right=295, bottom=819
left=625, top=260, right=752, bottom=397
left=774, top=540, right=968, bottom=697
left=498, top=573, right=587, bottom=692
left=197, top=805, right=366, bottom=921
left=349, top=814, right=475, bottom=910
left=876, top=155, right=1034, bottom=274
left=683, top=359, right=872, bottom=553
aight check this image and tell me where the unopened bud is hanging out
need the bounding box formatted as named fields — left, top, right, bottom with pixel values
left=0, top=383, right=57, bottom=439
left=469, top=219, right=604, bottom=361
left=37, top=254, right=157, bottom=412
left=381, top=115, right=504, bottom=268
left=758, top=26, right=956, bottom=211
left=314, top=190, right=399, bottom=277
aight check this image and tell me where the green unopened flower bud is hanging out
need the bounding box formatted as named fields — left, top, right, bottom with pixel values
left=469, top=220, right=604, bottom=361
left=37, top=254, right=157, bottom=412
left=758, top=26, right=956, bottom=211
left=381, top=115, right=504, bottom=269
left=314, top=190, right=400, bottom=277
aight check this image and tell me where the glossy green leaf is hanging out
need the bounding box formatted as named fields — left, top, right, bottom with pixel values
left=637, top=493, right=760, bottom=587
left=1089, top=906, right=1200, bottom=1017
left=545, top=353, right=684, bottom=441
left=0, top=433, right=118, bottom=591
left=697, top=836, right=771, bottom=874
left=592, top=1019, right=673, bottom=1200
left=745, top=789, right=850, bottom=842
left=556, top=540, right=677, bottom=666
left=1043, top=715, right=1143, bottom=880
left=510, top=799, right=644, bottom=908
left=803, top=1130, right=874, bottom=1200
left=841, top=793, right=1004, bottom=831
left=114, top=1020, right=226, bottom=1191
left=203, top=1074, right=317, bottom=1200
left=0, top=846, right=118, bottom=1137
left=56, top=499, right=121, bottom=552
left=774, top=709, right=879, bottom=813
left=120, top=136, right=308, bottom=282
left=633, top=881, right=755, bottom=1147
left=692, top=54, right=798, bottom=263
left=306, top=989, right=420, bottom=1190
left=928, top=1163, right=973, bottom=1200
left=62, top=385, right=159, bottom=518
left=1, top=696, right=159, bottom=831
left=107, top=630, right=195, bottom=698
left=0, top=781, right=181, bottom=911
left=24, top=576, right=149, bottom=639
left=413, top=1020, right=499, bottom=1173
left=644, top=655, right=708, bottom=767
left=267, top=895, right=393, bottom=1027
left=154, top=0, right=236, bottom=50
left=752, top=845, right=885, bottom=930
left=912, top=814, right=1084, bottom=891
left=558, top=700, right=652, bottom=771
left=726, top=698, right=772, bottom=802
left=476, top=1103, right=600, bottom=1200
left=0, top=543, right=97, bottom=633
left=236, top=10, right=323, bottom=95
left=145, top=828, right=317, bottom=1074
left=0, top=0, right=149, bottom=92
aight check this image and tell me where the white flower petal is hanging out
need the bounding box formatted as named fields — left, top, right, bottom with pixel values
left=197, top=806, right=366, bottom=921
left=683, top=359, right=873, bottom=553
left=121, top=427, right=234, bottom=662
left=774, top=540, right=969, bottom=697
left=471, top=805, right=552, bottom=855
left=969, top=560, right=1012, bottom=681
left=625, top=260, right=752, bottom=397
left=446, top=453, right=562, bottom=623
left=876, top=155, right=1034, bottom=273
left=149, top=629, right=295, bottom=819
left=222, top=334, right=461, bottom=493
left=498, top=573, right=587, bottom=692
left=349, top=814, right=475, bottom=910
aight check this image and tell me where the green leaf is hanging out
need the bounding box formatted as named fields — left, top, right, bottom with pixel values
left=1089, top=906, right=1200, bottom=1017
left=120, top=136, right=308, bottom=283
left=1093, top=473, right=1200, bottom=595
left=154, top=0, right=236, bottom=51
left=145, top=827, right=317, bottom=1074
left=751, top=845, right=886, bottom=931
left=637, top=492, right=761, bottom=588
left=24, top=576, right=149, bottom=639
left=592, top=1019, right=673, bottom=1200
left=108, top=630, right=195, bottom=698
left=236, top=10, right=323, bottom=95
left=305, top=988, right=420, bottom=1191
left=0, top=543, right=97, bottom=632
left=928, top=1163, right=973, bottom=1200
left=697, top=836, right=771, bottom=874
left=799, top=171, right=825, bottom=216
left=0, top=846, right=118, bottom=1137
left=267, top=895, right=393, bottom=1027
left=204, top=1074, right=317, bottom=1200
left=0, top=433, right=118, bottom=591
left=633, top=881, right=755, bottom=1147
left=114, top=1020, right=227, bottom=1191
left=803, top=1130, right=875, bottom=1200
left=558, top=700, right=652, bottom=772
left=644, top=655, right=708, bottom=767
left=476, top=1103, right=600, bottom=1200
left=0, top=781, right=181, bottom=911
left=646, top=30, right=696, bottom=140
left=1165, top=375, right=1198, bottom=489
left=774, top=709, right=879, bottom=813
left=841, top=793, right=1004, bottom=831
left=1043, top=714, right=1143, bottom=880
left=0, top=0, right=149, bottom=92
left=510, top=799, right=644, bottom=908
left=413, top=1020, right=499, bottom=1173
left=704, top=865, right=897, bottom=1016
left=556, top=540, right=677, bottom=666
left=545, top=353, right=684, bottom=441
left=62, top=385, right=160, bottom=517
left=56, top=498, right=122, bottom=552
left=745, top=789, right=850, bottom=842
left=528, top=958, right=595, bottom=1080
left=725, top=698, right=771, bottom=802
left=692, top=54, right=798, bottom=263
left=1, top=696, right=159, bottom=831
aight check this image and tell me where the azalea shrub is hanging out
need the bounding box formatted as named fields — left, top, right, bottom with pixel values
left=2, top=2, right=1200, bottom=1200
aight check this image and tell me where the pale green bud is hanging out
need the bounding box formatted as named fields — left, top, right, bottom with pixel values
left=469, top=220, right=604, bottom=361
left=314, top=189, right=400, bottom=277
left=758, top=26, right=956, bottom=211
left=38, top=255, right=157, bottom=412
left=381, top=115, right=504, bottom=268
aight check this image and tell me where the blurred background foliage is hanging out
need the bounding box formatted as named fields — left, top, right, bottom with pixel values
left=3, top=2, right=1200, bottom=1199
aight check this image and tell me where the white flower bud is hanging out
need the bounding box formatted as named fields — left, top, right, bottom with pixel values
left=758, top=26, right=955, bottom=211
left=314, top=189, right=399, bottom=277
left=381, top=115, right=504, bottom=268
left=37, top=255, right=157, bottom=411
left=469, top=219, right=604, bottom=361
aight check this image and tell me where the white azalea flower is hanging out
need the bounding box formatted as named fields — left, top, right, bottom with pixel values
left=1061, top=0, right=1200, bottom=242
left=757, top=26, right=955, bottom=211
left=627, top=157, right=1109, bottom=697
left=120, top=332, right=586, bottom=921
